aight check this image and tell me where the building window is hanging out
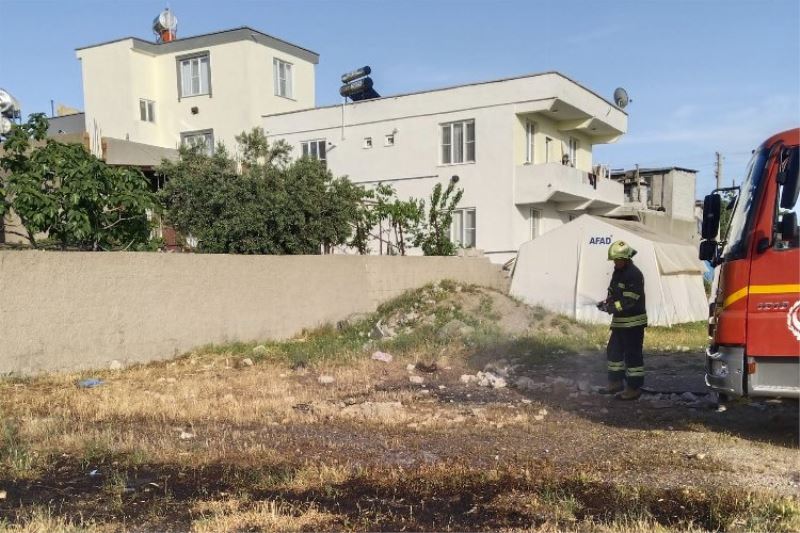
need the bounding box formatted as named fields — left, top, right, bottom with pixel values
left=441, top=120, right=475, bottom=164
left=568, top=137, right=579, bottom=167
left=525, top=121, right=535, bottom=163
left=178, top=54, right=210, bottom=98
left=274, top=58, right=293, bottom=98
left=301, top=139, right=326, bottom=166
left=139, top=99, right=155, bottom=123
left=385, top=134, right=395, bottom=147
left=363, top=137, right=373, bottom=149
left=530, top=208, right=541, bottom=239
left=451, top=208, right=476, bottom=248
left=181, top=129, right=214, bottom=155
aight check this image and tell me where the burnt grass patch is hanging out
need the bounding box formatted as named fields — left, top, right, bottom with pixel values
left=1, top=456, right=795, bottom=531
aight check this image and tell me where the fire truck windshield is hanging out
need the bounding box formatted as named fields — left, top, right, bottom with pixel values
left=722, top=148, right=770, bottom=260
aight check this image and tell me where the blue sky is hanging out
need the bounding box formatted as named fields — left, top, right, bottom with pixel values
left=2, top=0, right=799, bottom=197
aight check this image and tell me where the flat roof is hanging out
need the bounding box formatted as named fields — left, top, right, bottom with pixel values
left=611, top=166, right=699, bottom=176
left=76, top=26, right=319, bottom=64
left=262, top=71, right=626, bottom=118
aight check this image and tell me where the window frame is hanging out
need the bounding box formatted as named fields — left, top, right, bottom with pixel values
left=451, top=207, right=477, bottom=248
left=301, top=139, right=327, bottom=166
left=176, top=52, right=212, bottom=100
left=180, top=129, right=214, bottom=155
left=363, top=137, right=373, bottom=149
left=525, top=120, right=535, bottom=164
left=530, top=208, right=541, bottom=239
left=440, top=119, right=476, bottom=165
left=568, top=136, right=579, bottom=166
left=273, top=58, right=294, bottom=99
left=384, top=133, right=395, bottom=147
left=139, top=98, right=155, bottom=123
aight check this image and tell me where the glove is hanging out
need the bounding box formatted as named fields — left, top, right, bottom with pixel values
left=596, top=300, right=611, bottom=313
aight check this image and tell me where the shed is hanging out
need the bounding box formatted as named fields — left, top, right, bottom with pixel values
left=510, top=215, right=707, bottom=326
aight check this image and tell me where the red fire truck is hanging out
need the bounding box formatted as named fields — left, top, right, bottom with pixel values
left=699, top=128, right=799, bottom=399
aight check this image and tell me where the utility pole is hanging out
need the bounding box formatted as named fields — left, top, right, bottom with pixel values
left=635, top=164, right=642, bottom=204
left=714, top=152, right=723, bottom=189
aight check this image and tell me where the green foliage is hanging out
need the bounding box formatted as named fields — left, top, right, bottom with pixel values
left=0, top=114, right=157, bottom=250
left=413, top=180, right=464, bottom=256
left=159, top=128, right=466, bottom=256
left=234, top=127, right=292, bottom=169
left=160, top=129, right=365, bottom=254
left=367, top=184, right=424, bottom=255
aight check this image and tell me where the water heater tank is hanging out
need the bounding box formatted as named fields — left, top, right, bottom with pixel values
left=153, top=8, right=178, bottom=43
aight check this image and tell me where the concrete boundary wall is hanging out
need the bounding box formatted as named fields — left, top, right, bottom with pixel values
left=0, top=252, right=505, bottom=375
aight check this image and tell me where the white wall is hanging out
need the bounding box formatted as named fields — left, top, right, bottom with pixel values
left=667, top=170, right=697, bottom=221
left=77, top=36, right=316, bottom=155
left=264, top=73, right=628, bottom=264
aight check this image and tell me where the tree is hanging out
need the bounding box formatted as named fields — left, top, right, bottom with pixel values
left=235, top=127, right=292, bottom=169
left=159, top=129, right=366, bottom=255
left=369, top=183, right=423, bottom=256
left=413, top=180, right=464, bottom=256
left=0, top=114, right=157, bottom=250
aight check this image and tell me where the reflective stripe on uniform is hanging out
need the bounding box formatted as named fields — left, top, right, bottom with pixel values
left=611, top=313, right=648, bottom=328
left=625, top=366, right=645, bottom=377
left=614, top=301, right=623, bottom=311
left=622, top=291, right=640, bottom=300
left=617, top=283, right=625, bottom=288
left=607, top=361, right=625, bottom=371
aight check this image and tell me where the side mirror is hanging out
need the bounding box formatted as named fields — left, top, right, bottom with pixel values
left=780, top=211, right=799, bottom=243
left=699, top=240, right=718, bottom=262
left=778, top=147, right=799, bottom=210
left=701, top=193, right=722, bottom=239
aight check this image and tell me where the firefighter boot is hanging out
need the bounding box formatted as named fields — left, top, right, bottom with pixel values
left=615, top=386, right=642, bottom=401
left=598, top=381, right=624, bottom=395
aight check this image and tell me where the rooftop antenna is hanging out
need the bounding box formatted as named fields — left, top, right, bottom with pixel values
left=153, top=7, right=178, bottom=43
left=613, top=87, right=630, bottom=109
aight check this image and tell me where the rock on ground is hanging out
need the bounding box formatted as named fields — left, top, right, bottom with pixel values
left=436, top=319, right=474, bottom=340
left=340, top=401, right=407, bottom=423
left=371, top=351, right=393, bottom=363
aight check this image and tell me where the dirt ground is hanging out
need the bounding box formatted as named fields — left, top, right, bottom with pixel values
left=0, top=284, right=797, bottom=532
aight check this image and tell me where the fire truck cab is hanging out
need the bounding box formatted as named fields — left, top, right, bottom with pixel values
left=699, top=128, right=800, bottom=399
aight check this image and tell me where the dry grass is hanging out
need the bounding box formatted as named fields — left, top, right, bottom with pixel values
left=0, top=283, right=796, bottom=532
left=190, top=499, right=339, bottom=533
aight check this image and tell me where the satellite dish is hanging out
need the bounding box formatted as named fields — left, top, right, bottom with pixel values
left=613, top=87, right=630, bottom=109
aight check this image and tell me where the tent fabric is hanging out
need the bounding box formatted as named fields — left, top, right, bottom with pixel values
left=510, top=215, right=708, bottom=327
left=601, top=217, right=703, bottom=274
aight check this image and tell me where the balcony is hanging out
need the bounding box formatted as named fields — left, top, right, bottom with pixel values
left=514, top=163, right=623, bottom=212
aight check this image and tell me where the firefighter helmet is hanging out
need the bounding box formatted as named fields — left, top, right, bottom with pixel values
left=608, top=240, right=636, bottom=260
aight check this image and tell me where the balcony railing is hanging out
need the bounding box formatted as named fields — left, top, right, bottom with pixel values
left=514, top=163, right=623, bottom=211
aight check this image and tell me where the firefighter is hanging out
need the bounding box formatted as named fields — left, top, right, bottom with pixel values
left=596, top=240, right=647, bottom=400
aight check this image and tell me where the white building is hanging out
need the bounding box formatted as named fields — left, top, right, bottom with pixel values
left=263, top=72, right=628, bottom=264
left=73, top=26, right=318, bottom=157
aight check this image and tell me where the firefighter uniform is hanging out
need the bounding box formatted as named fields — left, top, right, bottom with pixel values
left=605, top=261, right=647, bottom=388
left=599, top=241, right=647, bottom=396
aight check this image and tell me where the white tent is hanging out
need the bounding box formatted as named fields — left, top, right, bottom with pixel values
left=510, top=215, right=707, bottom=326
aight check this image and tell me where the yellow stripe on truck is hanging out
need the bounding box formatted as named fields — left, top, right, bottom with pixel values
left=722, top=284, right=800, bottom=309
